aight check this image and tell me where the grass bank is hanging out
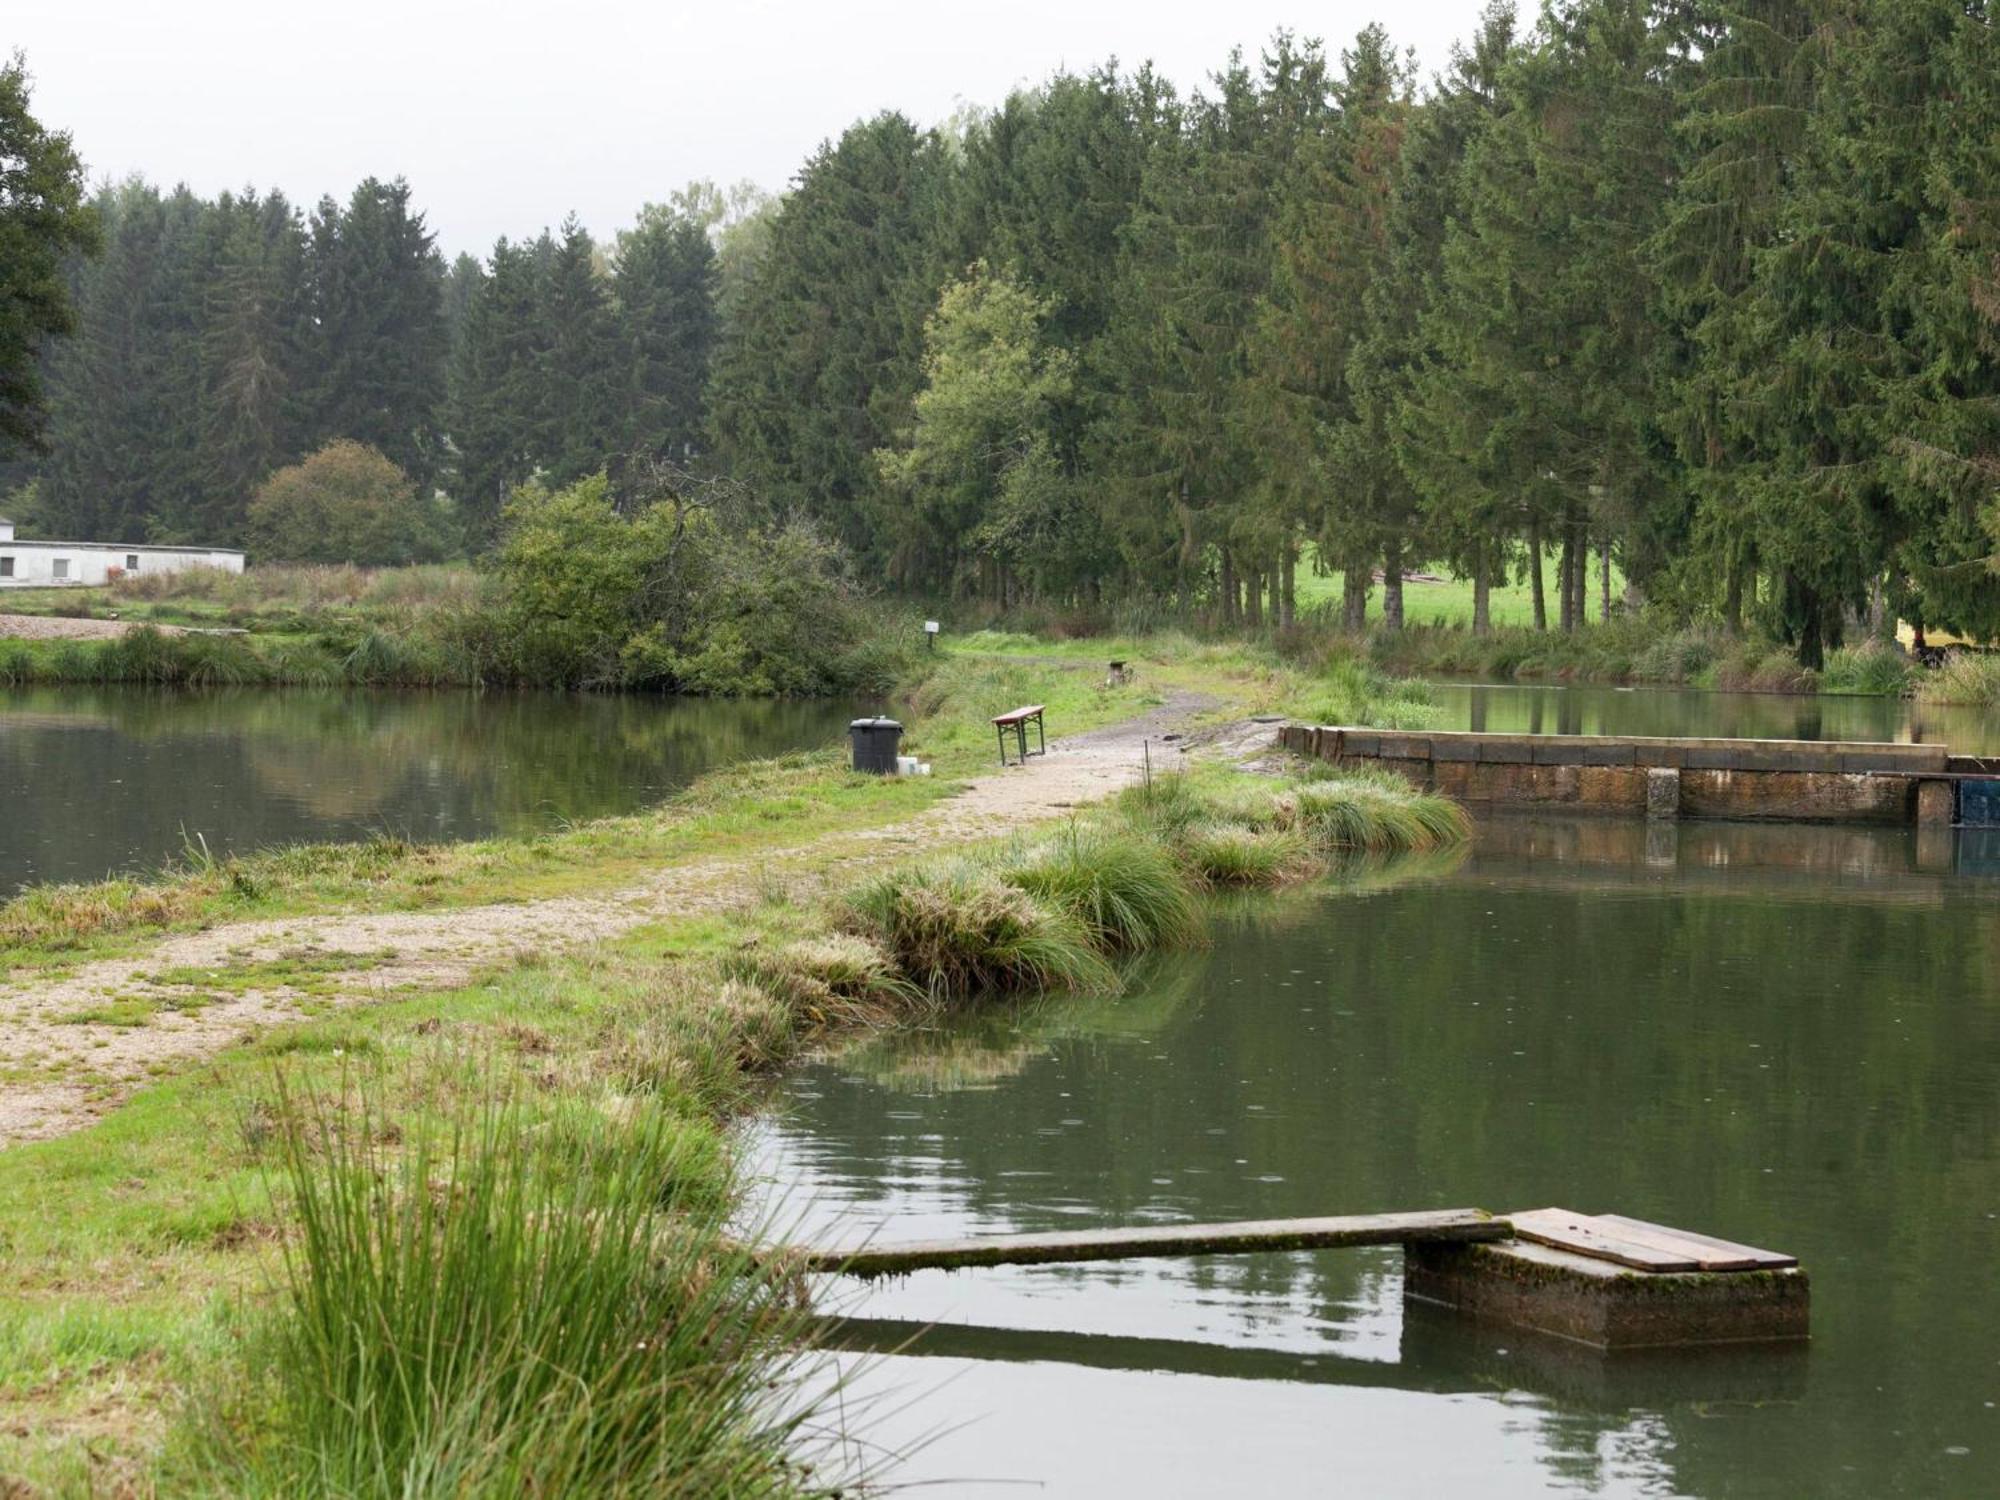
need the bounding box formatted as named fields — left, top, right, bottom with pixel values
left=0, top=632, right=1415, bottom=972
left=0, top=747, right=1467, bottom=1492
left=1355, top=620, right=1924, bottom=696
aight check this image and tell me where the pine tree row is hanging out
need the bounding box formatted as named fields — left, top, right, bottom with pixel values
left=712, top=1, right=2000, bottom=659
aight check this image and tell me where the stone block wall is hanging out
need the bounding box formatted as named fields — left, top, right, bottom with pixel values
left=1282, top=725, right=1946, bottom=825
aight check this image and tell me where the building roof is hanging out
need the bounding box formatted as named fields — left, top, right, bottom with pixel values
left=0, top=538, right=245, bottom=558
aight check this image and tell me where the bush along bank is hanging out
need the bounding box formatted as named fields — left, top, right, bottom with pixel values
left=0, top=475, right=916, bottom=697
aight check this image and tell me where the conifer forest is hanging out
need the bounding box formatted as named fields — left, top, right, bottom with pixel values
left=7, top=1, right=2000, bottom=667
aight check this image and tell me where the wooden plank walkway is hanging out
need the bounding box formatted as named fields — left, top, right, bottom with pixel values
left=1511, top=1208, right=1796, bottom=1272
left=790, top=1208, right=1507, bottom=1278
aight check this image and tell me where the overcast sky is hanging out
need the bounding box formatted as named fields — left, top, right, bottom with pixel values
left=14, top=0, right=1494, bottom=259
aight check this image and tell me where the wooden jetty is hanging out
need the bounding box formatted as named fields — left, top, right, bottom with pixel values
left=789, top=1207, right=1504, bottom=1278
left=793, top=1205, right=1808, bottom=1351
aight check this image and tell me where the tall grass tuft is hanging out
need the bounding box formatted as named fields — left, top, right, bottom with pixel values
left=738, top=932, right=919, bottom=1031
left=203, top=1069, right=828, bottom=1496
left=843, top=862, right=1115, bottom=999
left=997, top=823, right=1201, bottom=952
left=1174, top=823, right=1313, bottom=886
left=1284, top=652, right=1440, bottom=730
left=1817, top=640, right=1914, bottom=697
left=1913, top=650, right=2000, bottom=705
left=1277, top=772, right=1473, bottom=852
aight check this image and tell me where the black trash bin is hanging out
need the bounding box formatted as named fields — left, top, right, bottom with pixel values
left=849, top=717, right=904, bottom=775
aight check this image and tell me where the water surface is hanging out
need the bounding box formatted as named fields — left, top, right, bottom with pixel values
left=0, top=686, right=860, bottom=892
left=753, top=819, right=2000, bottom=1497
left=1432, top=680, right=2000, bottom=754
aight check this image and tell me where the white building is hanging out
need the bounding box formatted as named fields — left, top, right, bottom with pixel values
left=0, top=518, right=245, bottom=587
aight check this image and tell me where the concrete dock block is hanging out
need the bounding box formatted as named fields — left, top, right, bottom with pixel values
left=1404, top=1238, right=1810, bottom=1350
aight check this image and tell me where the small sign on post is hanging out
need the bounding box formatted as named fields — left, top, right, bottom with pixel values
left=924, top=620, right=940, bottom=651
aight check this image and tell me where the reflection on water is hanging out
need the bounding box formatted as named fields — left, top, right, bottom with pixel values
left=751, top=826, right=2000, bottom=1497
left=0, top=685, right=860, bottom=891
left=1435, top=680, right=2000, bottom=754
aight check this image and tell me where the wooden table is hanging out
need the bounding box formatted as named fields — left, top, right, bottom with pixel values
left=992, top=704, right=1046, bottom=766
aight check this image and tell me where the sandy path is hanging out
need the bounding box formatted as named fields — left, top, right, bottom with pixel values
left=1, top=693, right=1265, bottom=1147
left=0, top=612, right=187, bottom=641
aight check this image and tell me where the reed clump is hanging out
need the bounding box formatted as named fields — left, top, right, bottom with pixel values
left=996, top=824, right=1201, bottom=952
left=191, top=1068, right=828, bottom=1497
left=840, top=767, right=1469, bottom=997
left=1114, top=767, right=1468, bottom=888
left=843, top=862, right=1116, bottom=1000
left=1814, top=640, right=1916, bottom=697
left=1276, top=768, right=1475, bottom=852
left=1915, top=650, right=2000, bottom=706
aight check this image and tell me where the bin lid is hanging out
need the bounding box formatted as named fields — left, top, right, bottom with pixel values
left=849, top=717, right=903, bottom=731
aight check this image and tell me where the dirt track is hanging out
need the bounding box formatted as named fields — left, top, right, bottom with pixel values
left=0, top=612, right=186, bottom=641
left=0, top=695, right=1266, bottom=1146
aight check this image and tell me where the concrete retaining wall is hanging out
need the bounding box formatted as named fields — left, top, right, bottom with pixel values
left=1282, top=724, right=1950, bottom=825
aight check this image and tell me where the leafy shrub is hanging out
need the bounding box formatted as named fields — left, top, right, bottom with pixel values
left=246, top=440, right=452, bottom=566
left=496, top=474, right=905, bottom=694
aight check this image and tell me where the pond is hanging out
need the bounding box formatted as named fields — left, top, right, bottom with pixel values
left=1431, top=680, right=2000, bottom=755
left=0, top=686, right=862, bottom=893
left=751, top=817, right=2000, bottom=1497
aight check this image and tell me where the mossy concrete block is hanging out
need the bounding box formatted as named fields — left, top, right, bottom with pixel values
left=1678, top=768, right=1913, bottom=824
left=1405, top=1238, right=1810, bottom=1350
left=1646, top=766, right=1681, bottom=820
left=1917, top=779, right=1955, bottom=827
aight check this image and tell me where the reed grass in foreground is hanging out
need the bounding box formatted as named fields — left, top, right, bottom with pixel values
left=187, top=1069, right=829, bottom=1498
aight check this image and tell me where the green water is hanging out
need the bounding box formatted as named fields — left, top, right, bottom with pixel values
left=754, top=819, right=2000, bottom=1496
left=0, top=686, right=860, bottom=892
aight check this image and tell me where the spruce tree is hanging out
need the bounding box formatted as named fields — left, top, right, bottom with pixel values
left=1376, top=5, right=1519, bottom=633
left=305, top=177, right=447, bottom=483
left=708, top=113, right=956, bottom=569
left=1650, top=0, right=1825, bottom=631
left=536, top=216, right=623, bottom=485
left=1254, top=26, right=1417, bottom=628
left=613, top=204, right=718, bottom=466
left=446, top=237, right=545, bottom=546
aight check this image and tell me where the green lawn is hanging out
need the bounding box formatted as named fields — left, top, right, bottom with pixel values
left=1293, top=550, right=1628, bottom=630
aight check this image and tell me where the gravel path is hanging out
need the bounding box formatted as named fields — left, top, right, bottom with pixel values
left=0, top=611, right=184, bottom=641
left=0, top=692, right=1264, bottom=1147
